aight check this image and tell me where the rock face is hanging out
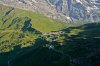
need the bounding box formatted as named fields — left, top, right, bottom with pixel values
left=47, top=0, right=100, bottom=23
left=0, top=0, right=100, bottom=23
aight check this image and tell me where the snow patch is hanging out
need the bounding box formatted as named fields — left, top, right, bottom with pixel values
left=32, top=0, right=38, bottom=3
left=75, top=0, right=83, bottom=4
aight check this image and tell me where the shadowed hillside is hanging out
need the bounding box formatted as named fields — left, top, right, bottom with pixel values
left=0, top=23, right=100, bottom=66
left=60, top=23, right=100, bottom=66
left=0, top=3, right=100, bottom=66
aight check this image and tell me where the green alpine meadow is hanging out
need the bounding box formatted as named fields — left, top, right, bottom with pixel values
left=0, top=0, right=100, bottom=66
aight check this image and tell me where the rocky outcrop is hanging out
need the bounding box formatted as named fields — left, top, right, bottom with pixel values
left=0, top=0, right=100, bottom=23
left=46, top=0, right=100, bottom=23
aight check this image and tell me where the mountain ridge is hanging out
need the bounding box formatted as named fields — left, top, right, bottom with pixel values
left=0, top=0, right=100, bottom=23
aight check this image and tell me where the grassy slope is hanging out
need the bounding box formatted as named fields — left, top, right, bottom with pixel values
left=1, top=3, right=100, bottom=66
left=10, top=23, right=100, bottom=66
left=0, top=4, right=75, bottom=66
left=0, top=4, right=76, bottom=32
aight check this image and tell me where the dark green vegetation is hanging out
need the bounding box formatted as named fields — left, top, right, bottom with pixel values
left=0, top=4, right=100, bottom=66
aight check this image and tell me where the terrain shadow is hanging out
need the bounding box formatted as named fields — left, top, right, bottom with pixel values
left=0, top=23, right=100, bottom=66
left=0, top=38, right=70, bottom=66
left=61, top=23, right=100, bottom=66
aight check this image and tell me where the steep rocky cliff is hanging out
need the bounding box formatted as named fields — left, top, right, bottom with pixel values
left=47, top=0, right=100, bottom=23
left=0, top=0, right=100, bottom=23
